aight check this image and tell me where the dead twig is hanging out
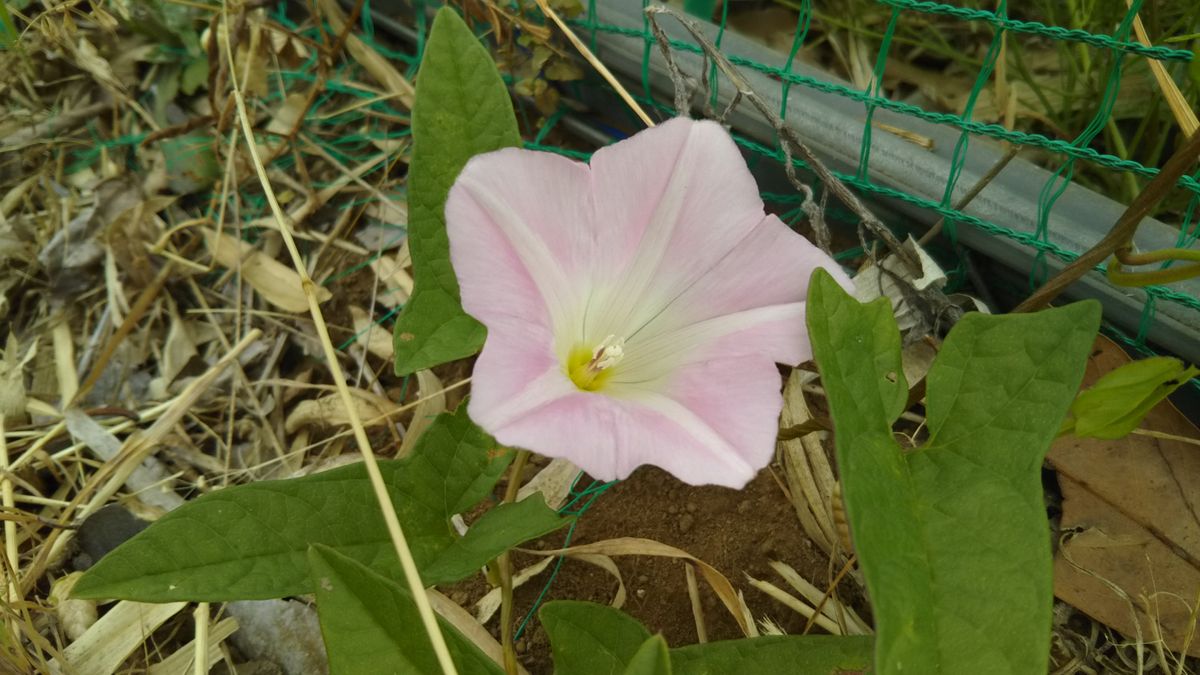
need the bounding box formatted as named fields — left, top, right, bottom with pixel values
left=1015, top=128, right=1200, bottom=313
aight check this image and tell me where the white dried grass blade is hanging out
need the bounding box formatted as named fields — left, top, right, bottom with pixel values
left=736, top=589, right=760, bottom=638
left=366, top=198, right=408, bottom=228
left=768, top=561, right=869, bottom=635
left=685, top=563, right=707, bottom=643
left=746, top=575, right=840, bottom=635
left=51, top=318, right=79, bottom=405
left=474, top=556, right=555, bottom=624
left=370, top=250, right=413, bottom=309
left=48, top=600, right=186, bottom=675
left=63, top=408, right=184, bottom=512
left=159, top=307, right=198, bottom=386
left=315, top=0, right=414, bottom=108
left=284, top=390, right=401, bottom=433
left=349, top=306, right=395, bottom=361
left=398, top=369, right=445, bottom=457
left=266, top=93, right=310, bottom=136
left=516, top=458, right=579, bottom=511
left=146, top=617, right=238, bottom=675
left=203, top=228, right=331, bottom=312
left=779, top=370, right=837, bottom=554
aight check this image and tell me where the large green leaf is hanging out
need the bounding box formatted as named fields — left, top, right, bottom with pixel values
left=73, top=410, right=532, bottom=601
left=807, top=269, right=1101, bottom=675
left=308, top=544, right=503, bottom=675
left=392, top=7, right=521, bottom=375
left=422, top=495, right=569, bottom=585
left=541, top=601, right=652, bottom=675
left=542, top=601, right=873, bottom=675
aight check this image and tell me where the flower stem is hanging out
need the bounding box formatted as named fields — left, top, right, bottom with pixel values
left=498, top=449, right=531, bottom=675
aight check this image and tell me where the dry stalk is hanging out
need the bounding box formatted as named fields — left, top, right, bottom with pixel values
left=534, top=0, right=654, bottom=128
left=217, top=9, right=458, bottom=675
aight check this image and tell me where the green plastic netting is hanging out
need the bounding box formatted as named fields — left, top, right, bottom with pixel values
left=284, top=0, right=1199, bottom=365
left=562, top=0, right=1199, bottom=355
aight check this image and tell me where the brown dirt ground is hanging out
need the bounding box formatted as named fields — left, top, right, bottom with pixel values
left=450, top=464, right=869, bottom=674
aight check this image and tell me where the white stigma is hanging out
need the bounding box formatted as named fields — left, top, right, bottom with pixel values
left=589, top=334, right=625, bottom=371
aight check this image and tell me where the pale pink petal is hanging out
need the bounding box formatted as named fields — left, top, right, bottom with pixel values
left=487, top=389, right=760, bottom=488
left=446, top=147, right=595, bottom=340
left=583, top=118, right=769, bottom=341
left=638, top=214, right=852, bottom=335
left=463, top=315, right=560, bottom=425
left=617, top=214, right=852, bottom=379
left=613, top=304, right=805, bottom=385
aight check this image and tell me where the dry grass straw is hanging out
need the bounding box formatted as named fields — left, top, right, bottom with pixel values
left=533, top=0, right=654, bottom=128
left=218, top=6, right=454, bottom=673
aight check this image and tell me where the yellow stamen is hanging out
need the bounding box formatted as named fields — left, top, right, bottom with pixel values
left=566, top=335, right=624, bottom=391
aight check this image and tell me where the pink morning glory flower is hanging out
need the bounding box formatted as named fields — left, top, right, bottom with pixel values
left=446, top=118, right=851, bottom=488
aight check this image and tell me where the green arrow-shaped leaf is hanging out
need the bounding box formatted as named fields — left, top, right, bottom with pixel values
left=72, top=409, right=541, bottom=601
left=308, top=544, right=503, bottom=675
left=542, top=600, right=873, bottom=675
left=807, top=268, right=1100, bottom=674
left=392, top=7, right=521, bottom=375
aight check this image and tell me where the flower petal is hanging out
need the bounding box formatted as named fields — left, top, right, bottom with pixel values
left=485, top=388, right=761, bottom=488
left=446, top=147, right=595, bottom=343
left=465, top=315, right=563, bottom=427
left=615, top=214, right=851, bottom=382
left=583, top=118, right=769, bottom=343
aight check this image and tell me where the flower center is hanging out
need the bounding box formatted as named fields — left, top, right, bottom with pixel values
left=567, top=335, right=625, bottom=391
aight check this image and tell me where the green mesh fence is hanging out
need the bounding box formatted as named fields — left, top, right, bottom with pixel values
left=279, top=0, right=1196, bottom=363
left=547, top=0, right=1199, bottom=372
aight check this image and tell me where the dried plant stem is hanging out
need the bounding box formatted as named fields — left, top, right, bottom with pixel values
left=71, top=261, right=174, bottom=406
left=685, top=563, right=708, bottom=643
left=1, top=416, right=18, bottom=638
left=193, top=602, right=209, bottom=675
left=535, top=0, right=655, bottom=128
left=1015, top=128, right=1200, bottom=313
left=218, top=13, right=458, bottom=675
left=498, top=449, right=531, bottom=675
left=916, top=145, right=1020, bottom=247
left=1130, top=428, right=1200, bottom=448
left=801, top=554, right=857, bottom=635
